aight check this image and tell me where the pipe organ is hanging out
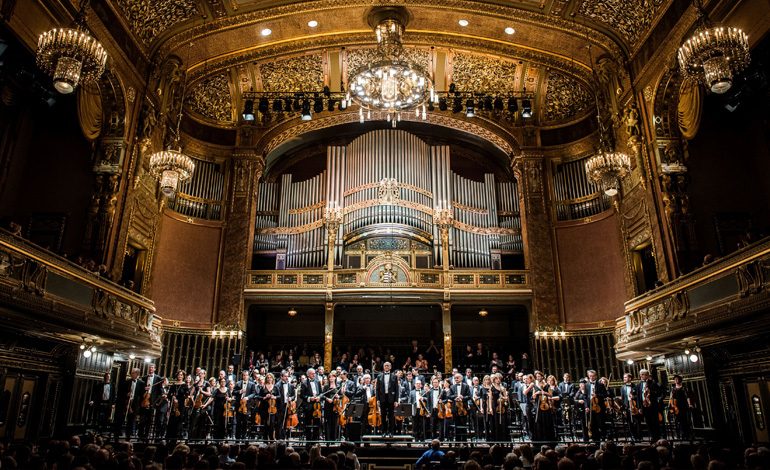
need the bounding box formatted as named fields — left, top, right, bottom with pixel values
left=552, top=156, right=611, bottom=221
left=255, top=129, right=522, bottom=269
left=167, top=157, right=225, bottom=220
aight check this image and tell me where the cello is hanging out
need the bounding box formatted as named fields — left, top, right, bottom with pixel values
left=367, top=381, right=382, bottom=429
left=285, top=388, right=299, bottom=429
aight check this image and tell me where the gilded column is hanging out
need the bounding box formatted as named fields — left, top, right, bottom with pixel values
left=324, top=302, right=334, bottom=371
left=216, top=145, right=265, bottom=329
left=512, top=154, right=560, bottom=328
left=433, top=206, right=453, bottom=274
left=442, top=302, right=452, bottom=374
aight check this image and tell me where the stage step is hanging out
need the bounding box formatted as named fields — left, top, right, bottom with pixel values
left=362, top=434, right=414, bottom=442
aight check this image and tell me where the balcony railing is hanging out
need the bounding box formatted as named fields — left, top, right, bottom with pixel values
left=246, top=268, right=528, bottom=290
left=616, top=236, right=770, bottom=358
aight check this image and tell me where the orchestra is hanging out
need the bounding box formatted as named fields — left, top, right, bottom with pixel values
left=102, top=361, right=698, bottom=444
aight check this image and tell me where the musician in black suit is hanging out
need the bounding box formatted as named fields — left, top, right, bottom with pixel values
left=235, top=370, right=257, bottom=440
left=620, top=372, right=641, bottom=441
left=425, top=376, right=442, bottom=439
left=138, top=364, right=163, bottom=439
left=301, top=368, right=323, bottom=441
left=90, top=371, right=115, bottom=432
left=376, top=361, right=399, bottom=436
left=410, top=379, right=429, bottom=441
left=117, top=368, right=145, bottom=438
left=275, top=370, right=296, bottom=439
left=585, top=369, right=607, bottom=441
left=449, top=373, right=472, bottom=440
left=637, top=369, right=662, bottom=441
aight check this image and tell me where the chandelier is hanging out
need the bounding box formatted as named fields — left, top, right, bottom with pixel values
left=149, top=48, right=195, bottom=198
left=36, top=0, right=108, bottom=94
left=349, top=7, right=433, bottom=127
left=677, top=0, right=750, bottom=94
left=584, top=45, right=631, bottom=197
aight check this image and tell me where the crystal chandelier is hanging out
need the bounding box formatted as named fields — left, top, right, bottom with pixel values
left=149, top=49, right=195, bottom=198
left=36, top=0, right=108, bottom=94
left=677, top=0, right=750, bottom=94
left=349, top=7, right=433, bottom=127
left=584, top=45, right=631, bottom=197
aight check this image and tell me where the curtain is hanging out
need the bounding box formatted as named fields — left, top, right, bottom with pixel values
left=677, top=79, right=703, bottom=140
left=77, top=84, right=102, bottom=141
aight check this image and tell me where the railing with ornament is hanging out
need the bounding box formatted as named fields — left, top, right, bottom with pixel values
left=552, top=156, right=612, bottom=221
left=168, top=192, right=223, bottom=220
left=0, top=229, right=161, bottom=352
left=246, top=269, right=528, bottom=290
left=616, top=236, right=770, bottom=359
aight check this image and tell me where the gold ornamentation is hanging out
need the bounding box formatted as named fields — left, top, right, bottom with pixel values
left=186, top=72, right=233, bottom=123
left=260, top=54, right=324, bottom=92
left=452, top=202, right=488, bottom=215
left=255, top=219, right=325, bottom=235
left=579, top=0, right=666, bottom=48
left=453, top=221, right=520, bottom=236
left=288, top=200, right=327, bottom=215
left=544, top=71, right=592, bottom=122
left=345, top=47, right=430, bottom=84
left=451, top=52, right=517, bottom=93
left=343, top=181, right=432, bottom=198
left=377, top=178, right=400, bottom=205
left=113, top=0, right=199, bottom=47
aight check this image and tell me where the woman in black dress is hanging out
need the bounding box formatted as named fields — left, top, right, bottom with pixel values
left=260, top=373, right=280, bottom=440
left=489, top=373, right=510, bottom=441
left=671, top=374, right=693, bottom=440
left=167, top=370, right=189, bottom=439
left=211, top=377, right=231, bottom=439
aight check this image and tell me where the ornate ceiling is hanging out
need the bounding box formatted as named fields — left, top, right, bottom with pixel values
left=104, top=0, right=675, bottom=132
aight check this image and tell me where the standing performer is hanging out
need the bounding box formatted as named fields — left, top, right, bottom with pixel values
left=531, top=375, right=556, bottom=442
left=450, top=373, right=471, bottom=441
left=260, top=373, right=280, bottom=441
left=139, top=364, right=162, bottom=440
left=377, top=362, right=399, bottom=437
left=90, top=372, right=114, bottom=434
left=302, top=368, right=323, bottom=441
left=190, top=369, right=212, bottom=440
left=153, top=378, right=171, bottom=440
left=620, top=373, right=641, bottom=441
left=235, top=370, right=257, bottom=440
left=670, top=374, right=694, bottom=441
left=410, top=379, right=429, bottom=441
left=489, top=373, right=509, bottom=441
left=211, top=377, right=231, bottom=440
left=585, top=370, right=607, bottom=442
left=425, top=376, right=442, bottom=439
left=277, top=371, right=296, bottom=439
left=573, top=380, right=589, bottom=442
left=323, top=371, right=340, bottom=441
left=468, top=376, right=481, bottom=439
left=119, top=368, right=144, bottom=439
left=167, top=370, right=188, bottom=439
left=637, top=369, right=662, bottom=441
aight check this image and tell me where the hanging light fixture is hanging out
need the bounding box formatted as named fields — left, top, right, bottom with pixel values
left=149, top=46, right=195, bottom=198
left=36, top=0, right=108, bottom=94
left=288, top=307, right=298, bottom=317
left=678, top=0, right=750, bottom=94
left=478, top=308, right=488, bottom=318
left=350, top=7, right=433, bottom=127
left=584, top=45, right=630, bottom=197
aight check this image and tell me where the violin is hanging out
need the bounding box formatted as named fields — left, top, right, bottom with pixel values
left=629, top=392, right=642, bottom=416
left=193, top=388, right=204, bottom=409
left=591, top=395, right=602, bottom=413
left=224, top=390, right=234, bottom=418
left=172, top=397, right=181, bottom=417
left=495, top=385, right=508, bottom=414
left=336, top=393, right=350, bottom=426
left=285, top=389, right=299, bottom=429
left=538, top=383, right=551, bottom=411
left=669, top=388, right=680, bottom=416
left=456, top=398, right=468, bottom=416
left=313, top=400, right=323, bottom=419
left=417, top=390, right=430, bottom=417
left=643, top=380, right=652, bottom=408
left=239, top=396, right=249, bottom=414
left=141, top=389, right=151, bottom=409
left=268, top=397, right=277, bottom=415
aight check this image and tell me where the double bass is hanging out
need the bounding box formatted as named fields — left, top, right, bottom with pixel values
left=336, top=389, right=350, bottom=427
left=367, top=382, right=382, bottom=428
left=285, top=388, right=299, bottom=429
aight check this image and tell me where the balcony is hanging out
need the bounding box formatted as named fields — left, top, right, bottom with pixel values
left=245, top=268, right=530, bottom=303
left=0, top=230, right=161, bottom=355
left=615, top=237, right=770, bottom=359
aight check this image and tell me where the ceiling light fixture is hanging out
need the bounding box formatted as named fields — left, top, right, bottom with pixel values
left=678, top=0, right=750, bottom=94
left=148, top=44, right=195, bottom=198
left=288, top=307, right=298, bottom=317
left=36, top=0, right=108, bottom=94
left=261, top=28, right=272, bottom=37
left=478, top=308, right=488, bottom=317
left=505, top=27, right=515, bottom=35
left=308, top=20, right=319, bottom=28
left=458, top=19, right=469, bottom=27
left=584, top=45, right=630, bottom=197
left=350, top=7, right=433, bottom=127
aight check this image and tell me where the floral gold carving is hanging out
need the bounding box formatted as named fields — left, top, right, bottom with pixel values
left=260, top=54, right=324, bottom=92
left=113, top=0, right=199, bottom=47
left=578, top=0, right=666, bottom=48
left=451, top=52, right=517, bottom=93
left=544, top=71, right=592, bottom=122
left=186, top=72, right=233, bottom=123
left=345, top=47, right=430, bottom=83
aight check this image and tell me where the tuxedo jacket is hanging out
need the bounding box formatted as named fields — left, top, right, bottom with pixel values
left=235, top=380, right=258, bottom=400
left=92, top=381, right=116, bottom=405
left=586, top=381, right=608, bottom=411
left=121, top=378, right=146, bottom=412
left=448, top=382, right=472, bottom=405
left=143, top=374, right=165, bottom=402
left=376, top=372, right=399, bottom=404
left=636, top=380, right=662, bottom=411
left=301, top=378, right=322, bottom=410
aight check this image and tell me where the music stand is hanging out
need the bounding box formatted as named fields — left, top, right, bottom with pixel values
left=346, top=403, right=365, bottom=420
left=394, top=403, right=413, bottom=417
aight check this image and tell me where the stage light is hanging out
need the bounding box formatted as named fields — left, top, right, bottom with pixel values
left=478, top=308, right=488, bottom=317
left=465, top=99, right=475, bottom=117
left=90, top=345, right=97, bottom=353
left=452, top=96, right=463, bottom=113
left=689, top=354, right=699, bottom=363
left=560, top=331, right=566, bottom=338
left=438, top=98, right=448, bottom=111
left=521, top=99, right=532, bottom=118
left=257, top=97, right=269, bottom=114
left=79, top=343, right=85, bottom=350
left=261, top=28, right=272, bottom=37
left=505, top=27, right=515, bottom=35
left=494, top=97, right=504, bottom=111
left=313, top=97, right=324, bottom=113
left=308, top=20, right=319, bottom=28
left=645, top=355, right=653, bottom=361
left=507, top=97, right=518, bottom=114
left=458, top=19, right=469, bottom=27
left=288, top=308, right=298, bottom=317
left=534, top=331, right=539, bottom=338
left=301, top=101, right=312, bottom=121
left=272, top=99, right=283, bottom=112
left=241, top=99, right=255, bottom=121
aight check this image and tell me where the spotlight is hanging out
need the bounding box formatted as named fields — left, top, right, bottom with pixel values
left=428, top=100, right=435, bottom=112
left=288, top=308, right=298, bottom=317
left=484, top=96, right=493, bottom=111
left=327, top=99, right=336, bottom=112
left=507, top=97, right=518, bottom=113
left=494, top=97, right=504, bottom=111
left=257, top=97, right=269, bottom=114
left=465, top=99, right=475, bottom=117
left=323, top=86, right=331, bottom=97
left=478, top=308, right=488, bottom=317
left=505, top=27, right=516, bottom=35
left=452, top=96, right=463, bottom=113
left=559, top=331, right=566, bottom=338
left=308, top=20, right=318, bottom=28
left=301, top=100, right=312, bottom=120
left=272, top=99, right=283, bottom=112
left=438, top=98, right=448, bottom=111
left=521, top=99, right=532, bottom=118
left=241, top=99, right=255, bottom=121
left=626, top=359, right=634, bottom=365
left=449, top=83, right=456, bottom=94
left=458, top=19, right=469, bottom=27
left=689, top=354, right=699, bottom=363
left=313, top=97, right=324, bottom=114
left=83, top=349, right=92, bottom=358
left=261, top=28, right=272, bottom=37
left=339, top=99, right=347, bottom=110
